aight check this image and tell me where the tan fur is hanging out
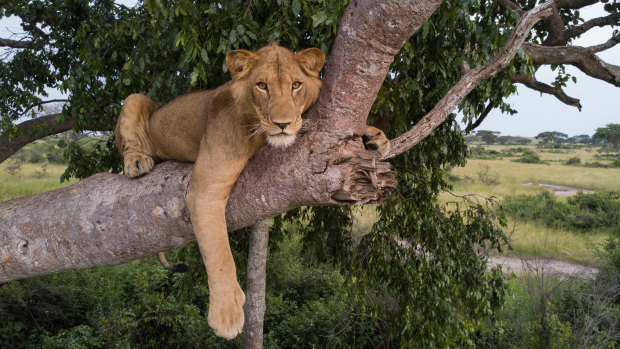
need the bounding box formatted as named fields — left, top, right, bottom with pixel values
left=362, top=126, right=391, bottom=156
left=115, top=43, right=389, bottom=340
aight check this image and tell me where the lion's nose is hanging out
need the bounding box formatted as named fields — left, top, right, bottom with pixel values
left=275, top=122, right=290, bottom=130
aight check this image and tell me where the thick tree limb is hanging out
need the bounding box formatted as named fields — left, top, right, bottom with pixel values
left=385, top=2, right=554, bottom=158
left=542, top=2, right=568, bottom=46
left=307, top=0, right=443, bottom=134
left=522, top=41, right=620, bottom=87
left=243, top=219, right=270, bottom=349
left=511, top=73, right=582, bottom=110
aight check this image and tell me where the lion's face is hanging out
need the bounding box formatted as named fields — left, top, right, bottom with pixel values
left=226, top=44, right=325, bottom=148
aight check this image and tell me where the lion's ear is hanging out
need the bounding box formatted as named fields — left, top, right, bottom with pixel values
left=295, top=48, right=325, bottom=76
left=226, top=50, right=258, bottom=78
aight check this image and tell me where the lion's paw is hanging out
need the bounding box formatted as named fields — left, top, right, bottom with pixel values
left=363, top=126, right=390, bottom=157
left=123, top=153, right=154, bottom=178
left=208, top=283, right=245, bottom=340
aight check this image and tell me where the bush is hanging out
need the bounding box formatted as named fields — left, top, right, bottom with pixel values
left=469, top=145, right=503, bottom=159
left=552, top=237, right=620, bottom=348
left=512, top=150, right=547, bottom=164
left=502, top=191, right=620, bottom=232
left=564, top=157, right=581, bottom=165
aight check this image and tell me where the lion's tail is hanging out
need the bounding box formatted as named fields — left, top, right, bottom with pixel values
left=157, top=251, right=189, bottom=273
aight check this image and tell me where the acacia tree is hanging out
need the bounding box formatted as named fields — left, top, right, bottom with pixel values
left=1, top=0, right=619, bottom=346
left=593, top=123, right=620, bottom=157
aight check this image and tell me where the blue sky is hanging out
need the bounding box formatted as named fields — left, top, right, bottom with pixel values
left=1, top=1, right=618, bottom=137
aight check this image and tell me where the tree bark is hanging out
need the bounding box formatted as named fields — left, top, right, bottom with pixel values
left=243, top=219, right=270, bottom=349
left=0, top=0, right=554, bottom=283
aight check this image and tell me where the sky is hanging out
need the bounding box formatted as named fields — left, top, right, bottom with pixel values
left=1, top=1, right=618, bottom=137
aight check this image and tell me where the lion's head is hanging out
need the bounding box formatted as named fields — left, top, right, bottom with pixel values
left=226, top=43, right=325, bottom=148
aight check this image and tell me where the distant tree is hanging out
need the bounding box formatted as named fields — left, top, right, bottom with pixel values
left=536, top=131, right=568, bottom=145
left=476, top=130, right=500, bottom=144
left=593, top=124, right=620, bottom=158
left=497, top=135, right=531, bottom=145
left=568, top=134, right=592, bottom=144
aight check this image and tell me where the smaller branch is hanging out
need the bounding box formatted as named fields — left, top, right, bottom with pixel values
left=385, top=2, right=554, bottom=158
left=589, top=32, right=620, bottom=53
left=0, top=111, right=110, bottom=163
left=556, top=0, right=599, bottom=10
left=523, top=41, right=620, bottom=87
left=497, top=0, right=524, bottom=15
left=0, top=37, right=44, bottom=50
left=511, top=73, right=582, bottom=110
left=19, top=99, right=69, bottom=117
left=466, top=102, right=496, bottom=132
left=566, top=14, right=619, bottom=39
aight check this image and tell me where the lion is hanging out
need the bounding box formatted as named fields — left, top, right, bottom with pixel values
left=114, top=43, right=390, bottom=339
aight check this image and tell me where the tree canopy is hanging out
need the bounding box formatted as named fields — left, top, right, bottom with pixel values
left=1, top=0, right=619, bottom=346
left=593, top=123, right=620, bottom=156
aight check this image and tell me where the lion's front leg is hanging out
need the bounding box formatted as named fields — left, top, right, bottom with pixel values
left=186, top=188, right=245, bottom=339
left=186, top=138, right=250, bottom=340
left=115, top=94, right=160, bottom=177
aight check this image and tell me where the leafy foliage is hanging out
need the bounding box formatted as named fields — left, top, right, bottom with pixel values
left=503, top=191, right=620, bottom=233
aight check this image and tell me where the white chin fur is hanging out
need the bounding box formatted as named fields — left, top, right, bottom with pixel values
left=267, top=134, right=296, bottom=148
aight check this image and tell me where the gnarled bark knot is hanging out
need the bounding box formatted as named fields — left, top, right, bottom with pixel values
left=330, top=139, right=397, bottom=203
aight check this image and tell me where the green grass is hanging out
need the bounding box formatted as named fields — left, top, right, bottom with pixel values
left=501, top=220, right=607, bottom=265
left=0, top=162, right=76, bottom=201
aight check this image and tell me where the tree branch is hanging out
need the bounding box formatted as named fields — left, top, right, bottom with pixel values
left=497, top=0, right=524, bottom=15
left=555, top=0, right=599, bottom=10
left=589, top=32, right=620, bottom=53
left=385, top=2, right=554, bottom=158
left=1, top=113, right=71, bottom=163
left=466, top=102, right=496, bottom=132
left=522, top=41, right=620, bottom=87
left=0, top=37, right=44, bottom=50
left=565, top=14, right=620, bottom=39
left=511, top=73, right=582, bottom=110
left=243, top=219, right=270, bottom=349
left=542, top=2, right=568, bottom=46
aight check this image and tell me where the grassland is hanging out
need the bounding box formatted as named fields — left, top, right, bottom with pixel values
left=443, top=142, right=619, bottom=265
left=0, top=162, right=76, bottom=201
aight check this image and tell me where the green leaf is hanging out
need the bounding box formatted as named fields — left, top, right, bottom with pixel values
left=291, top=0, right=301, bottom=16
left=312, top=11, right=328, bottom=28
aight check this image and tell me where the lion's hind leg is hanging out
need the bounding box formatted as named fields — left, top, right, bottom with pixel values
left=115, top=94, right=160, bottom=177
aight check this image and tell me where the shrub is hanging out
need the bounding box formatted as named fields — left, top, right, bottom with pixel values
left=512, top=150, right=547, bottom=164
left=477, top=165, right=500, bottom=185
left=469, top=145, right=503, bottom=159
left=564, top=157, right=581, bottom=165
left=501, top=191, right=620, bottom=232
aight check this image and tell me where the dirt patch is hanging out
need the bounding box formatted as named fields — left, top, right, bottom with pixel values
left=489, top=256, right=598, bottom=278
left=523, top=182, right=594, bottom=196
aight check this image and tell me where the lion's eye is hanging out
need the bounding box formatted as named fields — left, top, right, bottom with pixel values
left=256, top=82, right=267, bottom=90
left=292, top=81, right=302, bottom=89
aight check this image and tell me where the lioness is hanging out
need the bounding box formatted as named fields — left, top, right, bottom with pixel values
left=115, top=43, right=389, bottom=339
